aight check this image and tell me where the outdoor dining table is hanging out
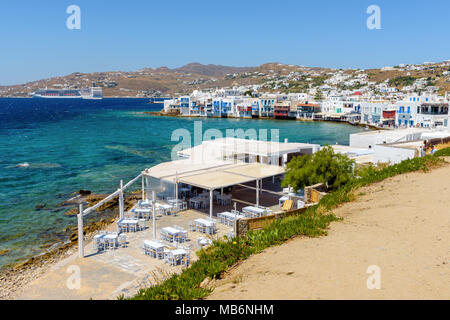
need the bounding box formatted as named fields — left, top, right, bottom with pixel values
left=143, top=240, right=165, bottom=259
left=160, top=226, right=187, bottom=243
left=278, top=195, right=289, bottom=207
left=242, top=206, right=267, bottom=218
left=104, top=233, right=119, bottom=249
left=216, top=194, right=232, bottom=206
left=178, top=187, right=191, bottom=198
left=132, top=207, right=152, bottom=219
left=156, top=203, right=174, bottom=215
left=167, top=199, right=187, bottom=210
left=94, top=233, right=119, bottom=250
left=193, top=218, right=217, bottom=235
left=217, top=211, right=244, bottom=226
left=117, top=218, right=139, bottom=232
left=189, top=197, right=206, bottom=209
left=166, top=248, right=189, bottom=266
left=138, top=199, right=152, bottom=207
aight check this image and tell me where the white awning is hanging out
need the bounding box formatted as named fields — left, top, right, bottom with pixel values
left=143, top=160, right=285, bottom=190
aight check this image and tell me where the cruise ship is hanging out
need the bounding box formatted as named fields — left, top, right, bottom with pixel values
left=32, top=86, right=103, bottom=99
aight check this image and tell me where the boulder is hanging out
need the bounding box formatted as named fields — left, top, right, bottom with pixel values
left=78, top=190, right=91, bottom=196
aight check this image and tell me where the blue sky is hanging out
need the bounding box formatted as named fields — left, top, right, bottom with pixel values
left=0, top=0, right=449, bottom=85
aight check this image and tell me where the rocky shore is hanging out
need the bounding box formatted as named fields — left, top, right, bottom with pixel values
left=0, top=189, right=142, bottom=300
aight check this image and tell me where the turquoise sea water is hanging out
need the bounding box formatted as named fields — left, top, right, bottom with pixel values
left=0, top=98, right=365, bottom=267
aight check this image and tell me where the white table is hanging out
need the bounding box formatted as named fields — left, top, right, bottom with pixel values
left=216, top=194, right=232, bottom=206
left=138, top=200, right=152, bottom=207
left=242, top=206, right=266, bottom=218
left=167, top=199, right=186, bottom=210
left=279, top=196, right=289, bottom=207
left=189, top=198, right=205, bottom=209
left=166, top=248, right=189, bottom=266
left=157, top=203, right=174, bottom=215
left=160, top=226, right=187, bottom=243
left=133, top=207, right=152, bottom=219
left=143, top=240, right=165, bottom=258
left=117, top=218, right=139, bottom=232
left=94, top=233, right=118, bottom=250
left=217, top=211, right=244, bottom=226
left=194, top=218, right=217, bottom=235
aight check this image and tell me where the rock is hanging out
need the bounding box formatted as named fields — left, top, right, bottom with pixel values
left=35, top=204, right=45, bottom=211
left=199, top=277, right=214, bottom=289
left=78, top=189, right=91, bottom=196
left=0, top=249, right=9, bottom=256
left=64, top=208, right=79, bottom=216
left=69, top=232, right=78, bottom=242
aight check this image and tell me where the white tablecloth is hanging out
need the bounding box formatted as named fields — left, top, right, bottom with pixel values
left=144, top=240, right=164, bottom=249
left=242, top=206, right=266, bottom=215
left=195, top=218, right=216, bottom=227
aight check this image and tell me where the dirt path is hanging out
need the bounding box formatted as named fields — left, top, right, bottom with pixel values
left=208, top=161, right=450, bottom=300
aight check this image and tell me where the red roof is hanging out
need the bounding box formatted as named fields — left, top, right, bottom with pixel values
left=353, top=91, right=362, bottom=96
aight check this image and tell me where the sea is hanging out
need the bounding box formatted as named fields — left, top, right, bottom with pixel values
left=0, top=98, right=365, bottom=267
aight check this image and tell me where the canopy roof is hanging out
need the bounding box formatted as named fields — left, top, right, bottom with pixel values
left=143, top=160, right=285, bottom=190
left=177, top=137, right=317, bottom=160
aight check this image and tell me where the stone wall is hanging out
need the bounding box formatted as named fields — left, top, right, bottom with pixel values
left=234, top=204, right=315, bottom=238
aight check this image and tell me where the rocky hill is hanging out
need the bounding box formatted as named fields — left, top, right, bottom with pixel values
left=0, top=61, right=449, bottom=98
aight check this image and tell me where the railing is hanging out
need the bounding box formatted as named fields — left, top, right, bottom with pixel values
left=77, top=172, right=144, bottom=258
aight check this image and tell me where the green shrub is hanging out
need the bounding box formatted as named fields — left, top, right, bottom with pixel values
left=434, top=147, right=450, bottom=157
left=282, top=146, right=355, bottom=192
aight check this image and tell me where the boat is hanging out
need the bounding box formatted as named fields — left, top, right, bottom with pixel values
left=32, top=86, right=102, bottom=99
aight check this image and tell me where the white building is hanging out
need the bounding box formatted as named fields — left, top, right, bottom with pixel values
left=395, top=94, right=448, bottom=128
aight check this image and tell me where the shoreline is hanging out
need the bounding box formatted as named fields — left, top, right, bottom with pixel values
left=145, top=111, right=382, bottom=130
left=0, top=190, right=142, bottom=300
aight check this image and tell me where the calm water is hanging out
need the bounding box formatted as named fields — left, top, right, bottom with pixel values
left=0, top=98, right=364, bottom=267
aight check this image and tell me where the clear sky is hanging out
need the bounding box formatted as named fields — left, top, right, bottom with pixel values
left=0, top=0, right=449, bottom=85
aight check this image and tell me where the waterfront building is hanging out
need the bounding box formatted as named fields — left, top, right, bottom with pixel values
left=358, top=101, right=395, bottom=125
left=259, top=95, right=276, bottom=117
left=236, top=98, right=253, bottom=118
left=395, top=94, right=449, bottom=128
left=293, top=103, right=321, bottom=119
left=273, top=101, right=293, bottom=119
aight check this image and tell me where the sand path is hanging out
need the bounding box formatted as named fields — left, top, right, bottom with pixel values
left=208, top=161, right=450, bottom=299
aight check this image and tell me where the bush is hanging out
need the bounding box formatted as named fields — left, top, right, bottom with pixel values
left=434, top=147, right=450, bottom=157
left=282, top=145, right=355, bottom=192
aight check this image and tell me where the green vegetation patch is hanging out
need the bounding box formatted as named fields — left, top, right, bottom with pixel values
left=388, top=76, right=417, bottom=87
left=434, top=147, right=450, bottom=157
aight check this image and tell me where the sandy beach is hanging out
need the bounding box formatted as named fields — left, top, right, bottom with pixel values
left=208, top=159, right=450, bottom=300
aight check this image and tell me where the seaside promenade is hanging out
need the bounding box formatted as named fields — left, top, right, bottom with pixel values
left=15, top=210, right=231, bottom=300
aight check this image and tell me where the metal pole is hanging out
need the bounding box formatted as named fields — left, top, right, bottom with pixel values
left=209, top=189, right=213, bottom=220
left=145, top=177, right=149, bottom=201
left=119, top=180, right=124, bottom=219
left=256, top=179, right=259, bottom=207
left=152, top=190, right=156, bottom=240
left=77, top=203, right=84, bottom=258
left=175, top=172, right=178, bottom=212
left=141, top=175, right=145, bottom=201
